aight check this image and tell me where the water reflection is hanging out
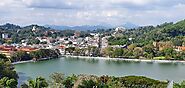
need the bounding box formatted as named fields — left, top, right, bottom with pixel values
left=64, top=57, right=99, bottom=64
left=158, top=62, right=179, bottom=66
left=146, top=62, right=154, bottom=64
left=158, top=63, right=178, bottom=66
left=105, top=59, right=137, bottom=65
left=17, top=72, right=31, bottom=87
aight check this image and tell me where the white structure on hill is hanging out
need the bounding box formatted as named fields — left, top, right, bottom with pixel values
left=32, top=26, right=37, bottom=32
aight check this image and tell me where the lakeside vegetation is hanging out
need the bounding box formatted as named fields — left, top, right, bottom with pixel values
left=10, top=49, right=60, bottom=62
left=0, top=55, right=18, bottom=88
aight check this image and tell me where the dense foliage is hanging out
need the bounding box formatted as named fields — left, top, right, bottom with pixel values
left=174, top=81, right=185, bottom=88
left=21, top=74, right=168, bottom=88
left=108, top=20, right=185, bottom=46
left=0, top=54, right=18, bottom=88
left=0, top=23, right=90, bottom=44
left=11, top=49, right=60, bottom=62
left=106, top=20, right=185, bottom=60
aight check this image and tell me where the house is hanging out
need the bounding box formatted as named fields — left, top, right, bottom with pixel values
left=58, top=45, right=65, bottom=55
left=175, top=46, right=185, bottom=51
left=153, top=41, right=173, bottom=51
left=0, top=45, right=17, bottom=58
left=17, top=47, right=39, bottom=53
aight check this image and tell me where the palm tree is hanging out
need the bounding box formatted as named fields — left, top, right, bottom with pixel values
left=28, top=77, right=48, bottom=88
left=49, top=72, right=64, bottom=88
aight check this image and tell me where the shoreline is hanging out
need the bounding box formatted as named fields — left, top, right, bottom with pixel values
left=64, top=55, right=185, bottom=64
left=12, top=55, right=185, bottom=65
left=12, top=60, right=34, bottom=65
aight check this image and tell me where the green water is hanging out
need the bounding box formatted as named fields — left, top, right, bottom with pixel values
left=15, top=57, right=185, bottom=83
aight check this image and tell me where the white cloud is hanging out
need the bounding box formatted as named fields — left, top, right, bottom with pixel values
left=0, top=0, right=185, bottom=26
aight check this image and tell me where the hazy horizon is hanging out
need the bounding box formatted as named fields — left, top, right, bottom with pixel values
left=0, top=0, right=185, bottom=26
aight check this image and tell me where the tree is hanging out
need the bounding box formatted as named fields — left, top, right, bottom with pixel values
left=63, top=74, right=77, bottom=88
left=78, top=79, right=97, bottom=88
left=0, top=76, right=18, bottom=88
left=143, top=44, right=154, bottom=54
left=172, top=38, right=183, bottom=46
left=120, top=76, right=168, bottom=88
left=133, top=47, right=143, bottom=58
left=102, top=47, right=113, bottom=57
left=128, top=44, right=137, bottom=51
left=161, top=48, right=175, bottom=59
left=49, top=72, right=64, bottom=88
left=0, top=60, right=18, bottom=80
left=6, top=78, right=18, bottom=88
left=11, top=51, right=31, bottom=62
left=174, top=81, right=185, bottom=88
left=0, top=54, right=9, bottom=61
left=28, top=77, right=48, bottom=88
left=112, top=48, right=124, bottom=58
left=20, top=83, right=29, bottom=88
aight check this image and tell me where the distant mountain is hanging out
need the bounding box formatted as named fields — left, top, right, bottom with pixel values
left=120, top=22, right=139, bottom=29
left=45, top=22, right=139, bottom=31
left=45, top=25, right=110, bottom=31
left=0, top=22, right=139, bottom=31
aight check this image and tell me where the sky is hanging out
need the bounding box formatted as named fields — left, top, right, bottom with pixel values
left=0, top=0, right=185, bottom=26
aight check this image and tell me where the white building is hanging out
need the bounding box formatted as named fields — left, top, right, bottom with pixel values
left=2, top=33, right=9, bottom=39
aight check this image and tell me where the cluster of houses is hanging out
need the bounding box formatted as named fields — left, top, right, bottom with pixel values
left=1, top=25, right=185, bottom=59
left=0, top=45, right=38, bottom=58
left=0, top=27, right=110, bottom=58
left=153, top=41, right=185, bottom=51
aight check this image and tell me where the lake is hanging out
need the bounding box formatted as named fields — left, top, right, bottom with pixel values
left=15, top=57, right=185, bottom=84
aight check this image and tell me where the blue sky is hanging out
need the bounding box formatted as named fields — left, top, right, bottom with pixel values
left=0, top=0, right=185, bottom=26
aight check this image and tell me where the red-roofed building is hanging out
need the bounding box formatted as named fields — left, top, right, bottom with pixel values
left=17, top=47, right=39, bottom=53
left=0, top=45, right=17, bottom=58
left=176, top=46, right=185, bottom=51
left=58, top=45, right=65, bottom=55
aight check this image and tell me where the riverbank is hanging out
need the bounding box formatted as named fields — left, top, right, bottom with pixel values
left=12, top=60, right=34, bottom=65
left=64, top=55, right=185, bottom=63
left=12, top=55, right=185, bottom=65
left=12, top=57, right=53, bottom=65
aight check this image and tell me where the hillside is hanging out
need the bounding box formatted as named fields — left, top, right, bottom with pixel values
left=108, top=19, right=185, bottom=46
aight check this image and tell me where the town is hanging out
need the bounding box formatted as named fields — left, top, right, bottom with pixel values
left=1, top=21, right=185, bottom=63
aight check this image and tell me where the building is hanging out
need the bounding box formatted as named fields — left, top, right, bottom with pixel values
left=115, top=27, right=125, bottom=32
left=58, top=45, right=65, bottom=55
left=175, top=46, right=185, bottom=51
left=0, top=45, right=16, bottom=58
left=17, top=47, right=39, bottom=53
left=32, top=26, right=37, bottom=32
left=2, top=33, right=9, bottom=39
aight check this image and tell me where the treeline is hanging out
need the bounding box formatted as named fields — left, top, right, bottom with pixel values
left=10, top=49, right=60, bottom=62
left=65, top=46, right=100, bottom=57
left=19, top=73, right=168, bottom=88
left=102, top=44, right=185, bottom=60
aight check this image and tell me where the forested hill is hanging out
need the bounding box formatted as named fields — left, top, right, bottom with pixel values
left=109, top=19, right=185, bottom=46
left=0, top=23, right=21, bottom=30
left=0, top=23, right=90, bottom=44
left=161, top=19, right=185, bottom=36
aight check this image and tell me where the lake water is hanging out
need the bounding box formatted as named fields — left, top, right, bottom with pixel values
left=15, top=57, right=185, bottom=84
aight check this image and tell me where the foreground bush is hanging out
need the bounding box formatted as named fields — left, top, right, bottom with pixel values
left=21, top=74, right=168, bottom=88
